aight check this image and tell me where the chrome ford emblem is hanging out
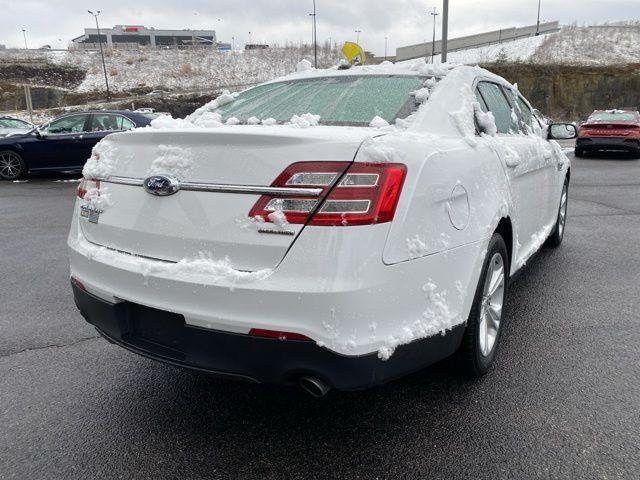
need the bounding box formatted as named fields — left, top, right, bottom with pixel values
left=143, top=174, right=180, bottom=196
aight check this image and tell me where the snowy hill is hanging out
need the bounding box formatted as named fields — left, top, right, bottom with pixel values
left=1, top=46, right=340, bottom=94
left=442, top=34, right=549, bottom=64
left=2, top=23, right=640, bottom=97
left=432, top=23, right=640, bottom=66
left=533, top=24, right=640, bottom=65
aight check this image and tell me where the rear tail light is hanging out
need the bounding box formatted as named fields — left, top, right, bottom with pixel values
left=249, top=162, right=406, bottom=226
left=70, top=276, right=87, bottom=292
left=249, top=328, right=312, bottom=341
left=77, top=179, right=100, bottom=199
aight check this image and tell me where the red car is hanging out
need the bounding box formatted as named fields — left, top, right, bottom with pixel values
left=576, top=109, right=640, bottom=157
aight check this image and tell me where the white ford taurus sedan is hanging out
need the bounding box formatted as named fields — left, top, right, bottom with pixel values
left=68, top=62, right=576, bottom=396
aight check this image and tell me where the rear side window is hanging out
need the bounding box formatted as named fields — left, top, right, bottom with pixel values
left=505, top=88, right=541, bottom=134
left=91, top=114, right=135, bottom=132
left=474, top=90, right=489, bottom=113
left=476, top=82, right=518, bottom=134
left=42, top=115, right=88, bottom=135
left=514, top=96, right=534, bottom=131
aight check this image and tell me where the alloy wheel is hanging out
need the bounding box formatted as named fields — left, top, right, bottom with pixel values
left=479, top=253, right=505, bottom=357
left=0, top=152, right=23, bottom=179
left=558, top=184, right=568, bottom=238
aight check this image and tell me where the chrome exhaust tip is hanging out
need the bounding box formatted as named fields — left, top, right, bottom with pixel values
left=299, top=376, right=331, bottom=398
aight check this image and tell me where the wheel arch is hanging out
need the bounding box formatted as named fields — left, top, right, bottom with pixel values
left=494, top=217, right=513, bottom=273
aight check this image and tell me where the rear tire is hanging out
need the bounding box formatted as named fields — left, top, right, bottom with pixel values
left=458, top=234, right=509, bottom=377
left=546, top=179, right=569, bottom=248
left=0, top=150, right=27, bottom=180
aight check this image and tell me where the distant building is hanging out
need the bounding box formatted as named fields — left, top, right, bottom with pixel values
left=245, top=44, right=269, bottom=50
left=71, top=25, right=217, bottom=48
left=0, top=44, right=6, bottom=50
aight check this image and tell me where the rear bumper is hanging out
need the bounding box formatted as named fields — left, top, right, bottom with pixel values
left=577, top=137, right=640, bottom=152
left=73, top=282, right=465, bottom=391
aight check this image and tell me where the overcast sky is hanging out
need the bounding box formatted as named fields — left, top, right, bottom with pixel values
left=1, top=0, right=640, bottom=55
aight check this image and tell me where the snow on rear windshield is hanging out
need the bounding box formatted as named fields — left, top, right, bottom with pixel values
left=213, top=75, right=425, bottom=126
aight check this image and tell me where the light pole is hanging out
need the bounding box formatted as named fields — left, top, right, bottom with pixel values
left=21, top=29, right=28, bottom=50
left=88, top=10, right=110, bottom=101
left=536, top=0, right=542, bottom=35
left=430, top=7, right=439, bottom=63
left=248, top=31, right=252, bottom=46
left=441, top=0, right=449, bottom=63
left=232, top=36, right=235, bottom=51
left=309, top=0, right=317, bottom=68
left=355, top=29, right=362, bottom=44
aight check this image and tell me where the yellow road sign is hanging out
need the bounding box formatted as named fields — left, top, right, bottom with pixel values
left=341, top=42, right=367, bottom=65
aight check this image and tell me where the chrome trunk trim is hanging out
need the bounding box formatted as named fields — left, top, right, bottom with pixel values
left=96, top=176, right=323, bottom=197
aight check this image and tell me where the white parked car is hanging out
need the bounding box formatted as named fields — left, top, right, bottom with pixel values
left=68, top=63, right=576, bottom=396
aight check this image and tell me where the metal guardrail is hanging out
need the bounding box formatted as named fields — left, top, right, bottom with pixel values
left=396, top=21, right=561, bottom=61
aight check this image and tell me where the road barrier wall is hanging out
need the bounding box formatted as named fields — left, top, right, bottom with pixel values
left=396, top=21, right=560, bottom=61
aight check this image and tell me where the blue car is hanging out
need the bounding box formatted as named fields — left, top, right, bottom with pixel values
left=0, top=110, right=157, bottom=180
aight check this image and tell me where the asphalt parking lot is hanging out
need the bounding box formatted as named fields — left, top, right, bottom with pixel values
left=1, top=152, right=639, bottom=480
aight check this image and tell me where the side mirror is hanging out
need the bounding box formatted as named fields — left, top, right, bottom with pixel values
left=548, top=123, right=577, bottom=140
left=34, top=129, right=45, bottom=139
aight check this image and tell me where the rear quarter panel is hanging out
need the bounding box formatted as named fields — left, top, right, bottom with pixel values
left=378, top=134, right=510, bottom=265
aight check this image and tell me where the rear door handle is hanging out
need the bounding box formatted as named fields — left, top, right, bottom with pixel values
left=72, top=135, right=84, bottom=140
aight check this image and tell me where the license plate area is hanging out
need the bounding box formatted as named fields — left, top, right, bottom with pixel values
left=123, top=303, right=187, bottom=361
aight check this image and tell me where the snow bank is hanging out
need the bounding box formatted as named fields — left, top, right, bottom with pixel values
left=443, top=33, right=549, bottom=64
left=35, top=46, right=342, bottom=93
left=296, top=59, right=314, bottom=72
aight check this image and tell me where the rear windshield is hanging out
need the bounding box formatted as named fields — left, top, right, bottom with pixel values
left=589, top=112, right=638, bottom=122
left=0, top=118, right=30, bottom=128
left=140, top=113, right=161, bottom=120
left=214, top=75, right=426, bottom=127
